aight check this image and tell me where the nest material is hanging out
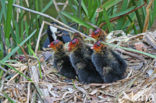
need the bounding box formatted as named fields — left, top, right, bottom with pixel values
left=0, top=31, right=156, bottom=103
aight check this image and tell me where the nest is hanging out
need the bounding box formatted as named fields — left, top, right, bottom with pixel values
left=0, top=30, right=156, bottom=103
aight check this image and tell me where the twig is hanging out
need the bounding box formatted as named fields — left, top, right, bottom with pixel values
left=44, top=21, right=74, bottom=33
left=0, top=66, right=7, bottom=72
left=53, top=0, right=69, bottom=19
left=35, top=21, right=44, bottom=53
left=18, top=44, right=29, bottom=60
left=26, top=82, right=31, bottom=103
left=7, top=66, right=27, bottom=84
left=143, top=0, right=154, bottom=32
left=53, top=0, right=60, bottom=12
left=99, top=1, right=147, bottom=28
left=116, top=48, right=145, bottom=61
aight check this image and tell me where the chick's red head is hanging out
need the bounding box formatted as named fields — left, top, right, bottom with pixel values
left=68, top=38, right=79, bottom=51
left=92, top=41, right=106, bottom=52
left=49, top=40, right=63, bottom=51
left=90, top=28, right=102, bottom=40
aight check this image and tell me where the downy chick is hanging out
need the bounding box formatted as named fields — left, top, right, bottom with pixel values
left=49, top=40, right=77, bottom=79
left=91, top=41, right=127, bottom=83
left=68, top=39, right=103, bottom=83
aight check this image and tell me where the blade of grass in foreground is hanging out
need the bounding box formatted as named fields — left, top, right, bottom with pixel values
left=2, top=30, right=37, bottom=62
left=102, top=0, right=122, bottom=10
left=102, top=8, right=113, bottom=32
left=151, top=0, right=156, bottom=25
left=0, top=61, right=32, bottom=81
left=131, top=0, right=143, bottom=32
left=3, top=92, right=15, bottom=103
left=103, top=42, right=156, bottom=59
left=0, top=0, right=7, bottom=20
left=28, top=45, right=42, bottom=79
left=4, top=0, right=13, bottom=39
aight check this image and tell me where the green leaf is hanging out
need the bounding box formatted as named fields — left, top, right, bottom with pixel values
left=0, top=61, right=32, bottom=81
left=81, top=0, right=88, bottom=16
left=131, top=0, right=143, bottom=32
left=103, top=42, right=156, bottom=59
left=2, top=30, right=37, bottom=62
left=28, top=45, right=42, bottom=79
left=61, top=11, right=93, bottom=28
left=41, top=0, right=53, bottom=13
left=4, top=0, right=13, bottom=39
left=103, top=8, right=113, bottom=32
left=0, top=0, right=6, bottom=21
left=116, top=0, right=129, bottom=30
left=110, top=6, right=135, bottom=18
left=102, top=0, right=122, bottom=10
left=3, top=92, right=15, bottom=103
left=151, top=0, right=156, bottom=25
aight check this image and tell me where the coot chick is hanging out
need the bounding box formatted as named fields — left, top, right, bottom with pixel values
left=91, top=41, right=127, bottom=83
left=49, top=40, right=77, bottom=79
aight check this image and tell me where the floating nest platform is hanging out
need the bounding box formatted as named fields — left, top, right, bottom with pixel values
left=0, top=31, right=156, bottom=103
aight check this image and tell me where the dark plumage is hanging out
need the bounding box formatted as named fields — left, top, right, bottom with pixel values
left=68, top=39, right=103, bottom=83
left=49, top=40, right=77, bottom=79
left=91, top=41, right=127, bottom=83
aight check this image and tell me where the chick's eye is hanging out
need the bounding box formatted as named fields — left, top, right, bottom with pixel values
left=72, top=39, right=78, bottom=44
left=96, top=43, right=100, bottom=47
left=94, top=31, right=99, bottom=35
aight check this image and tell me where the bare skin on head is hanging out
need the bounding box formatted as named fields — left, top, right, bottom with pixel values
left=90, top=28, right=106, bottom=41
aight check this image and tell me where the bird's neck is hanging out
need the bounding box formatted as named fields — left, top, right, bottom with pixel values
left=54, top=49, right=65, bottom=56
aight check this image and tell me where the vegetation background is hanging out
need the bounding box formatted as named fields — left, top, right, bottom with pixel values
left=0, top=0, right=156, bottom=101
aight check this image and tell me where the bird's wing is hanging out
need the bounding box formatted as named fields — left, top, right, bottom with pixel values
left=102, top=66, right=112, bottom=75
left=75, top=62, right=86, bottom=70
left=56, top=60, right=64, bottom=71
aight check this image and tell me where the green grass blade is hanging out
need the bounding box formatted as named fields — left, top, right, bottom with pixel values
left=131, top=0, right=143, bottom=32
left=103, top=8, right=113, bottom=32
left=61, top=11, right=93, bottom=28
left=0, top=61, right=32, bottom=81
left=151, top=0, right=156, bottom=25
left=0, top=0, right=6, bottom=21
left=3, top=92, right=15, bottom=103
left=81, top=0, right=88, bottom=16
left=2, top=30, right=37, bottom=62
left=28, top=45, right=42, bottom=79
left=4, top=0, right=13, bottom=38
left=116, top=0, right=129, bottom=30
left=104, top=42, right=156, bottom=59
left=41, top=0, right=53, bottom=13
left=102, top=0, right=122, bottom=10
left=127, top=15, right=138, bottom=34
left=110, top=6, right=135, bottom=18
